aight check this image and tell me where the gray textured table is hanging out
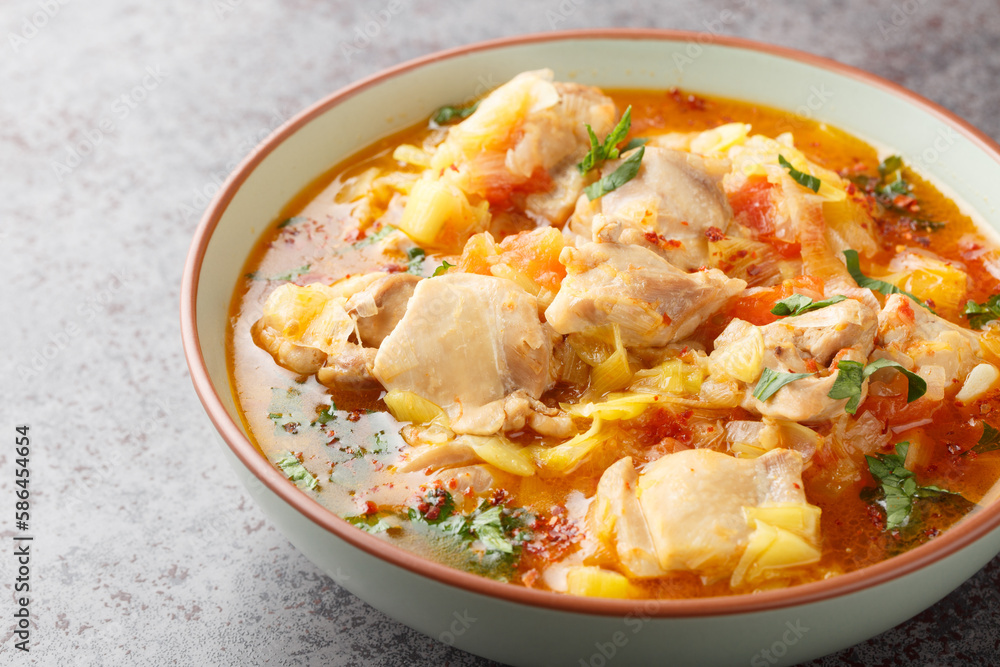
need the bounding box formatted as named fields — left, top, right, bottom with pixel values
left=3, top=1, right=999, bottom=665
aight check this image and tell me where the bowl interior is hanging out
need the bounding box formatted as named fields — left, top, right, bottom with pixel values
left=185, top=31, right=1000, bottom=617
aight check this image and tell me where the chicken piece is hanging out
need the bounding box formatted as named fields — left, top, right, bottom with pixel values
left=737, top=298, right=878, bottom=422
left=639, top=448, right=814, bottom=580
left=568, top=147, right=733, bottom=270
left=251, top=282, right=358, bottom=375
left=876, top=294, right=981, bottom=396
left=587, top=457, right=663, bottom=578
left=373, top=273, right=560, bottom=435
left=252, top=275, right=416, bottom=391
left=590, top=449, right=819, bottom=582
left=431, top=70, right=616, bottom=227
left=544, top=242, right=746, bottom=347
left=345, top=273, right=421, bottom=347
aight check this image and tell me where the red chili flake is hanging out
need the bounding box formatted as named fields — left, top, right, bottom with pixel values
left=845, top=182, right=857, bottom=195
left=705, top=226, right=726, bottom=242
left=447, top=478, right=458, bottom=490
left=362, top=501, right=377, bottom=516
left=347, top=410, right=364, bottom=422
left=521, top=568, right=540, bottom=588
left=489, top=487, right=511, bottom=506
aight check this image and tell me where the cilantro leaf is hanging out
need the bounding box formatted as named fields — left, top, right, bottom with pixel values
left=828, top=358, right=927, bottom=414
left=578, top=106, right=633, bottom=174
left=274, top=451, right=319, bottom=492
left=778, top=154, right=821, bottom=193
left=432, top=101, right=479, bottom=125
left=968, top=422, right=1000, bottom=456
left=771, top=294, right=848, bottom=317
left=865, top=442, right=956, bottom=530
left=842, top=249, right=932, bottom=311
left=964, top=295, right=1000, bottom=329
left=584, top=146, right=645, bottom=201
left=752, top=367, right=814, bottom=402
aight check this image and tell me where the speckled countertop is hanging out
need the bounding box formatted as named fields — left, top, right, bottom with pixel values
left=3, top=1, right=1000, bottom=665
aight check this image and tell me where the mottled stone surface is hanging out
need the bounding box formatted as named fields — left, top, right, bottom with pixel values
left=2, top=0, right=999, bottom=665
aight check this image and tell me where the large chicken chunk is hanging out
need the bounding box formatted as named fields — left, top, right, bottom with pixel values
left=590, top=449, right=820, bottom=585
left=877, top=294, right=982, bottom=399
left=373, top=273, right=560, bottom=434
left=544, top=242, right=746, bottom=347
left=712, top=298, right=878, bottom=422
left=571, top=146, right=734, bottom=270
left=404, top=69, right=616, bottom=250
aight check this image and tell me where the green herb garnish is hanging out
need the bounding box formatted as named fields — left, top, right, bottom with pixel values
left=827, top=358, right=927, bottom=414
left=432, top=101, right=480, bottom=125
left=247, top=264, right=311, bottom=282
left=432, top=260, right=455, bottom=277
left=963, top=295, right=1000, bottom=329
left=878, top=155, right=903, bottom=177
left=865, top=442, right=955, bottom=530
left=277, top=215, right=308, bottom=229
left=345, top=514, right=392, bottom=534
left=312, top=402, right=337, bottom=427
left=842, top=249, right=931, bottom=311
left=353, top=225, right=396, bottom=247
left=406, top=247, right=426, bottom=274
left=967, top=422, right=1000, bottom=456
left=778, top=154, right=821, bottom=193
left=578, top=106, right=634, bottom=174
left=770, top=294, right=848, bottom=317
left=584, top=146, right=645, bottom=201
left=274, top=451, right=319, bottom=492
left=752, top=368, right=814, bottom=402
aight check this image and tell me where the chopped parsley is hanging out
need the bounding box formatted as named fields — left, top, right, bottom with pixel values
left=827, top=358, right=927, bottom=414
left=268, top=387, right=311, bottom=434
left=409, top=490, right=533, bottom=556
left=274, top=451, right=319, bottom=492
left=584, top=146, right=645, bottom=201
left=277, top=215, right=309, bottom=229
left=432, top=260, right=455, bottom=277
left=865, top=442, right=955, bottom=530
left=967, top=422, right=1000, bottom=456
left=877, top=155, right=903, bottom=177
left=345, top=514, right=393, bottom=534
left=246, top=264, right=311, bottom=282
left=842, top=249, right=932, bottom=311
left=770, top=294, right=847, bottom=317
left=578, top=105, right=634, bottom=174
left=752, top=368, right=814, bottom=402
left=406, top=247, right=426, bottom=274
left=432, top=100, right=480, bottom=125
left=312, top=402, right=337, bottom=427
left=778, top=154, right=820, bottom=193
left=353, top=225, right=396, bottom=247
left=963, top=295, right=1000, bottom=329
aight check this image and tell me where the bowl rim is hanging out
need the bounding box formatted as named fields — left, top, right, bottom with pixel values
left=181, top=27, right=1000, bottom=618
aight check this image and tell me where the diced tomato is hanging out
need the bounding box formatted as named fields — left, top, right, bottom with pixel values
left=729, top=177, right=775, bottom=236
left=724, top=276, right=825, bottom=326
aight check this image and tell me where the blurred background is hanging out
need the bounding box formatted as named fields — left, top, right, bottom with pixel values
left=2, top=1, right=999, bottom=664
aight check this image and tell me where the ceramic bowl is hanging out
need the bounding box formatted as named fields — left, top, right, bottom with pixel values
left=181, top=29, right=1000, bottom=666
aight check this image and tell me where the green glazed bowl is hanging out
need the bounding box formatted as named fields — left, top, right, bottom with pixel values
left=181, top=29, right=1000, bottom=666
